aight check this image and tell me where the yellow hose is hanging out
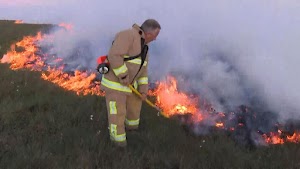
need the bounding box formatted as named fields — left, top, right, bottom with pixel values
left=128, top=85, right=168, bottom=118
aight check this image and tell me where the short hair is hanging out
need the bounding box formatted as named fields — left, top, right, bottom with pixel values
left=141, top=19, right=161, bottom=33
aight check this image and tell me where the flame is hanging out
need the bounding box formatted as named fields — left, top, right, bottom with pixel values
left=216, top=122, right=224, bottom=128
left=1, top=32, right=44, bottom=70
left=150, top=76, right=201, bottom=120
left=287, top=132, right=300, bottom=143
left=150, top=75, right=300, bottom=145
left=263, top=132, right=284, bottom=144
left=2, top=31, right=300, bottom=145
left=41, top=68, right=103, bottom=96
left=58, top=23, right=73, bottom=31
left=262, top=130, right=300, bottom=144
left=14, top=20, right=23, bottom=24
left=1, top=32, right=104, bottom=96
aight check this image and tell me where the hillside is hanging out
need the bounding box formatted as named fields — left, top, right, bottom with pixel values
left=0, top=20, right=299, bottom=169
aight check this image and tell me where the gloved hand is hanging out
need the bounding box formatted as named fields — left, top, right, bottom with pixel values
left=119, top=75, right=129, bottom=86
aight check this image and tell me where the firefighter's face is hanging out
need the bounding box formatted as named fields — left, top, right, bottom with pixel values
left=145, top=28, right=160, bottom=43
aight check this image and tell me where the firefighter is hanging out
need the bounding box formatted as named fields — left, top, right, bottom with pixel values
left=100, top=19, right=161, bottom=147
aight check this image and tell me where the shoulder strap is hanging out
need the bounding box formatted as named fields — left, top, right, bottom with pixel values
left=123, top=38, right=145, bottom=61
left=130, top=41, right=148, bottom=84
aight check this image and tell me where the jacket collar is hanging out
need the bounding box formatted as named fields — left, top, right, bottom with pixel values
left=132, top=24, right=145, bottom=39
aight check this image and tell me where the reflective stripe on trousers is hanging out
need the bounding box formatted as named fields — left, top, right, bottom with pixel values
left=109, top=101, right=117, bottom=114
left=125, top=118, right=140, bottom=126
left=110, top=124, right=126, bottom=142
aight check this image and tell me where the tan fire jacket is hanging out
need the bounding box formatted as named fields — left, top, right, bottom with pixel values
left=101, top=24, right=149, bottom=95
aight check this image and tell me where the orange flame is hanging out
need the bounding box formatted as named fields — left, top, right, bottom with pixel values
left=263, top=132, right=284, bottom=144
left=41, top=68, right=103, bottom=96
left=1, top=32, right=104, bottom=96
left=14, top=20, right=23, bottom=24
left=2, top=31, right=300, bottom=145
left=262, top=130, right=300, bottom=144
left=287, top=132, right=300, bottom=143
left=1, top=32, right=44, bottom=70
left=150, top=76, right=300, bottom=145
left=151, top=76, right=201, bottom=119
left=216, top=122, right=224, bottom=128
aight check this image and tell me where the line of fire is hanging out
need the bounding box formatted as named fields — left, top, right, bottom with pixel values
left=1, top=23, right=299, bottom=147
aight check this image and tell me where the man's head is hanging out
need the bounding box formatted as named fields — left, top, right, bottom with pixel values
left=141, top=19, right=161, bottom=44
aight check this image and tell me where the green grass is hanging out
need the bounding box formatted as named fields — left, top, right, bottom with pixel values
left=1, top=20, right=300, bottom=169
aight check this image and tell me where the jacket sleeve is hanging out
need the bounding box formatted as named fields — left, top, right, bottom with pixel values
left=108, top=31, right=133, bottom=79
left=137, top=54, right=149, bottom=94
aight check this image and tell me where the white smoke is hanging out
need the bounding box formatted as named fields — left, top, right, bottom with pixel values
left=1, top=0, right=300, bottom=119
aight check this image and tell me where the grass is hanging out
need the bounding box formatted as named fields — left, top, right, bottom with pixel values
left=0, top=20, right=300, bottom=169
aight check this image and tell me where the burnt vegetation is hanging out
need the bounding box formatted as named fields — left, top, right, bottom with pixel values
left=0, top=20, right=300, bottom=169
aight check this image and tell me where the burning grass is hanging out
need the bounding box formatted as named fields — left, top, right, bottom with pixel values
left=0, top=20, right=52, bottom=58
left=150, top=76, right=300, bottom=146
left=1, top=28, right=104, bottom=96
left=1, top=20, right=300, bottom=169
left=4, top=28, right=299, bottom=146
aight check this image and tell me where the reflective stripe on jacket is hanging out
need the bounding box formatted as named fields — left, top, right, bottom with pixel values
left=101, top=24, right=149, bottom=94
left=102, top=75, right=139, bottom=93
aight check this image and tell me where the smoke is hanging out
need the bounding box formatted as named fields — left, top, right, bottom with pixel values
left=1, top=0, right=300, bottom=120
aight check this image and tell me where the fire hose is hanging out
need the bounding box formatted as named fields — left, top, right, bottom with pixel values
left=128, top=84, right=168, bottom=118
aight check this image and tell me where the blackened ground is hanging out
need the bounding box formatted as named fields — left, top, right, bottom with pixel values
left=176, top=104, right=300, bottom=150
